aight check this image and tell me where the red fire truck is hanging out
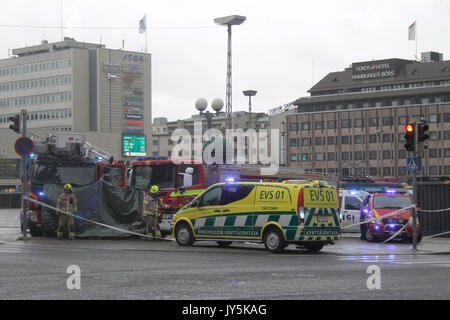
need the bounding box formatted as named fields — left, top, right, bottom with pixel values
left=24, top=133, right=126, bottom=236
left=127, top=157, right=339, bottom=236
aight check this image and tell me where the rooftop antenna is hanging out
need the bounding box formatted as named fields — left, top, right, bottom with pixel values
left=60, top=0, right=63, bottom=41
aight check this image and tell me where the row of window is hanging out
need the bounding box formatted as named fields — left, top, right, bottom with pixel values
left=314, top=81, right=450, bottom=97
left=0, top=59, right=72, bottom=77
left=0, top=109, right=72, bottom=124
left=289, top=114, right=450, bottom=131
left=290, top=130, right=450, bottom=147
left=300, top=95, right=450, bottom=113
left=0, top=75, right=72, bottom=93
left=312, top=166, right=450, bottom=177
left=50, top=127, right=72, bottom=131
left=290, top=148, right=450, bottom=162
left=360, top=80, right=450, bottom=93
left=0, top=92, right=72, bottom=108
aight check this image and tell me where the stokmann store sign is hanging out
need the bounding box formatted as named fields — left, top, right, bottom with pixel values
left=352, top=60, right=397, bottom=80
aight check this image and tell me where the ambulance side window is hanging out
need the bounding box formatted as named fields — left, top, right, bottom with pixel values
left=221, top=184, right=254, bottom=205
left=200, top=187, right=222, bottom=206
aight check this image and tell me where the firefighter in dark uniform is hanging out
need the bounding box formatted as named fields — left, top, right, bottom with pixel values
left=56, top=184, right=78, bottom=240
left=142, top=185, right=167, bottom=240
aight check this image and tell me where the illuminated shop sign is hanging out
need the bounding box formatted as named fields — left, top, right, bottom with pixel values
left=124, top=95, right=144, bottom=101
left=123, top=54, right=145, bottom=63
left=127, top=120, right=143, bottom=125
left=352, top=60, right=397, bottom=80
left=125, top=114, right=143, bottom=120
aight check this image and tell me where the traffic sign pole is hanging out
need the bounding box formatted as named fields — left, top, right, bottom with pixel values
left=412, top=122, right=418, bottom=250
left=21, top=109, right=28, bottom=240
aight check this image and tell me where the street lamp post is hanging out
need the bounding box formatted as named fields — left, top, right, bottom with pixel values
left=214, top=15, right=246, bottom=130
left=243, top=90, right=257, bottom=128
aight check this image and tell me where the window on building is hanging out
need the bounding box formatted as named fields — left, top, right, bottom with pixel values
left=289, top=122, right=298, bottom=131
left=354, top=135, right=364, bottom=144
left=369, top=167, right=378, bottom=176
left=444, top=113, right=450, bottom=122
left=354, top=118, right=364, bottom=128
left=382, top=134, right=391, bottom=143
left=383, top=150, right=391, bottom=159
left=429, top=166, right=439, bottom=175
left=315, top=121, right=324, bottom=130
left=369, top=118, right=379, bottom=127
left=341, top=136, right=351, bottom=144
left=429, top=149, right=439, bottom=158
left=445, top=166, right=450, bottom=175
left=302, top=138, right=311, bottom=146
left=302, top=153, right=309, bottom=161
left=327, top=120, right=336, bottom=129
left=430, top=131, right=440, bottom=141
left=290, top=154, right=297, bottom=162
left=369, top=151, right=377, bottom=160
left=429, top=114, right=440, bottom=123
left=399, top=150, right=406, bottom=159
left=289, top=139, right=297, bottom=147
left=444, top=131, right=450, bottom=140
left=315, top=137, right=323, bottom=146
left=382, top=117, right=393, bottom=126
left=383, top=167, right=391, bottom=176
left=327, top=136, right=335, bottom=145
left=342, top=152, right=350, bottom=161
left=327, top=152, right=335, bottom=161
left=341, top=119, right=351, bottom=128
left=301, top=122, right=310, bottom=130
left=369, top=134, right=377, bottom=143
left=354, top=151, right=364, bottom=160
left=315, top=153, right=324, bottom=161
left=445, top=149, right=450, bottom=157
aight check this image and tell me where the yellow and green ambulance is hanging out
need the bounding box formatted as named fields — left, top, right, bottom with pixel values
left=172, top=180, right=341, bottom=253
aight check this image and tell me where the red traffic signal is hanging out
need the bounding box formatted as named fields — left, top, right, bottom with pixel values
left=404, top=123, right=415, bottom=152
left=404, top=124, right=414, bottom=132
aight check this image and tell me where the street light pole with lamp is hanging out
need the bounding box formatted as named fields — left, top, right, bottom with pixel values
left=243, top=90, right=257, bottom=129
left=214, top=15, right=246, bottom=130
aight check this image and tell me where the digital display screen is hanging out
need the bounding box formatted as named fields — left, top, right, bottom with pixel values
left=122, top=135, right=147, bottom=156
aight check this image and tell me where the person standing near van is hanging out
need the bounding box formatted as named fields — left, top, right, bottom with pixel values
left=143, top=185, right=164, bottom=240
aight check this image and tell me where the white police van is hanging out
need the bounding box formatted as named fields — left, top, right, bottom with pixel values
left=339, top=190, right=368, bottom=233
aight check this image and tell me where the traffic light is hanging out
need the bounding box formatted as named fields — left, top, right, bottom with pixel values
left=404, top=123, right=415, bottom=152
left=8, top=114, right=20, bottom=133
left=417, top=121, right=430, bottom=152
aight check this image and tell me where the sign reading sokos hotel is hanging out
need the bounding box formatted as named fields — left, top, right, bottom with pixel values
left=352, top=59, right=396, bottom=80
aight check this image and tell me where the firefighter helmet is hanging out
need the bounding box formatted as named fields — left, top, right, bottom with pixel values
left=150, top=185, right=159, bottom=194
left=64, top=184, right=73, bottom=192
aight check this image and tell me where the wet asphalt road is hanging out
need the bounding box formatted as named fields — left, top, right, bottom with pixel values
left=1, top=209, right=449, bottom=300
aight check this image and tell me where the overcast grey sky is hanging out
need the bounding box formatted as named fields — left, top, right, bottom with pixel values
left=1, top=0, right=450, bottom=121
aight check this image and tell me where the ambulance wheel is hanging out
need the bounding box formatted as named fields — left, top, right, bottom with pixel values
left=174, top=222, right=194, bottom=246
left=304, top=242, right=324, bottom=252
left=263, top=227, right=285, bottom=253
left=217, top=241, right=232, bottom=247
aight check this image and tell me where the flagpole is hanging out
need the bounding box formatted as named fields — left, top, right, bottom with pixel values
left=415, top=19, right=418, bottom=61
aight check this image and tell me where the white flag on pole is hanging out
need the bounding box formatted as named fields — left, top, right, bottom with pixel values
left=408, top=21, right=416, bottom=40
left=139, top=15, right=147, bottom=34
